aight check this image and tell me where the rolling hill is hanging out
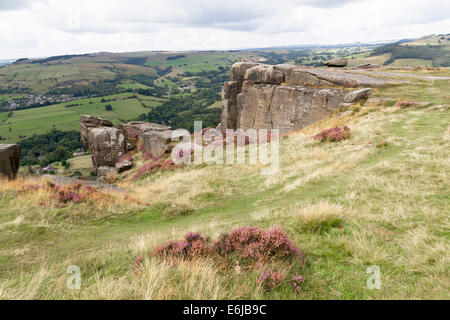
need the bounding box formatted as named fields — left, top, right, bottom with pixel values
left=348, top=34, right=450, bottom=68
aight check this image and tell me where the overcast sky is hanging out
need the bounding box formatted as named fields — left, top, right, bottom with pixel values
left=0, top=0, right=449, bottom=59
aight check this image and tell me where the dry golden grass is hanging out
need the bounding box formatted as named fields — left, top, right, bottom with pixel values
left=0, top=176, right=145, bottom=220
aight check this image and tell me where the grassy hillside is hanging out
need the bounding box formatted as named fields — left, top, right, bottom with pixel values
left=0, top=51, right=249, bottom=95
left=346, top=35, right=450, bottom=68
left=0, top=69, right=448, bottom=299
left=401, top=34, right=450, bottom=46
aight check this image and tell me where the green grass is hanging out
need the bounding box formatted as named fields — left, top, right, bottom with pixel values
left=391, top=59, right=433, bottom=67
left=0, top=93, right=162, bottom=143
left=145, top=51, right=241, bottom=73
left=346, top=53, right=391, bottom=67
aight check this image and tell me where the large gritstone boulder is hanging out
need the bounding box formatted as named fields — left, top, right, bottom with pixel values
left=0, top=144, right=21, bottom=179
left=221, top=63, right=394, bottom=133
left=121, top=122, right=177, bottom=158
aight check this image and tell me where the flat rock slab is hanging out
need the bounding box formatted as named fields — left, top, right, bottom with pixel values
left=295, top=67, right=401, bottom=87
left=41, top=174, right=128, bottom=192
left=243, top=64, right=400, bottom=87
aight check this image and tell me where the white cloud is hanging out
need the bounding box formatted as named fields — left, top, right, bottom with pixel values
left=0, top=0, right=449, bottom=59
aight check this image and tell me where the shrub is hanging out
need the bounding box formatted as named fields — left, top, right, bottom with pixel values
left=138, top=226, right=305, bottom=294
left=131, top=157, right=180, bottom=181
left=125, top=128, right=139, bottom=139
left=213, top=226, right=302, bottom=262
left=153, top=232, right=211, bottom=260
left=19, top=181, right=106, bottom=206
left=313, top=126, right=350, bottom=142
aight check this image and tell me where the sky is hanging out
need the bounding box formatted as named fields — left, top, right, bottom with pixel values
left=0, top=0, right=449, bottom=59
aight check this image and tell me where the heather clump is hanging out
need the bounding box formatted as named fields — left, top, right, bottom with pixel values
left=131, top=157, right=181, bottom=181
left=136, top=226, right=305, bottom=294
left=213, top=226, right=301, bottom=262
left=153, top=232, right=211, bottom=260
left=313, top=126, right=351, bottom=142
left=19, top=181, right=116, bottom=207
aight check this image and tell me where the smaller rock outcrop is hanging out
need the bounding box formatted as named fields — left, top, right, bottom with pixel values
left=344, top=88, right=373, bottom=103
left=122, top=121, right=176, bottom=158
left=325, top=58, right=348, bottom=67
left=0, top=144, right=21, bottom=179
left=81, top=116, right=182, bottom=179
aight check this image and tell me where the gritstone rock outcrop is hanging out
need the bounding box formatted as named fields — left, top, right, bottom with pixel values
left=220, top=62, right=389, bottom=134
left=80, top=116, right=179, bottom=178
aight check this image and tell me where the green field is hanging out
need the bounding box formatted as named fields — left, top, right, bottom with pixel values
left=391, top=59, right=433, bottom=67
left=0, top=93, right=164, bottom=143
left=144, top=51, right=242, bottom=73
left=346, top=53, right=391, bottom=67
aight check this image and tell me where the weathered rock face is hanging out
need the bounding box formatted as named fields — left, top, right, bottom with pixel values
left=0, top=144, right=21, bottom=179
left=87, top=127, right=126, bottom=172
left=121, top=121, right=176, bottom=158
left=221, top=81, right=239, bottom=130
left=221, top=63, right=383, bottom=133
left=238, top=83, right=345, bottom=133
left=80, top=115, right=113, bottom=148
left=81, top=116, right=179, bottom=178
left=230, top=62, right=259, bottom=87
